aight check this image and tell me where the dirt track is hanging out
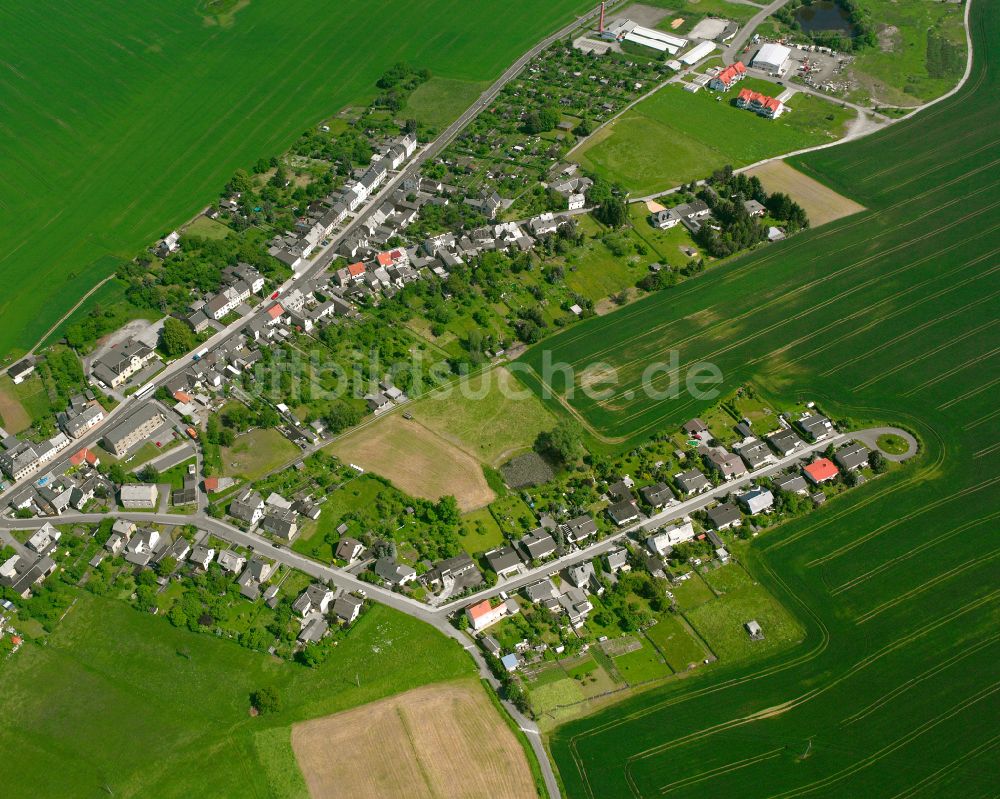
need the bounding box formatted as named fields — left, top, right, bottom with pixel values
left=291, top=680, right=536, bottom=799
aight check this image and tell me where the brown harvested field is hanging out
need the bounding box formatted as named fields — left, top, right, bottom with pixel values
left=291, top=680, right=537, bottom=799
left=328, top=414, right=495, bottom=511
left=0, top=384, right=31, bottom=433
left=745, top=159, right=866, bottom=227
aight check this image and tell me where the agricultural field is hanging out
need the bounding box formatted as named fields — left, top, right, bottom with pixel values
left=328, top=413, right=494, bottom=511
left=573, top=82, right=854, bottom=196
left=291, top=679, right=536, bottom=799
left=745, top=159, right=865, bottom=227
left=0, top=593, right=473, bottom=798
left=0, top=0, right=594, bottom=361
left=540, top=4, right=1000, bottom=796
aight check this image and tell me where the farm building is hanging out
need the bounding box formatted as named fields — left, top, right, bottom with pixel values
left=752, top=43, right=792, bottom=74
left=681, top=40, right=717, bottom=65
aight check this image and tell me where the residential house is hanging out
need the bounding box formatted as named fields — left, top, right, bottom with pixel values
left=298, top=617, right=328, bottom=643
left=485, top=546, right=522, bottom=578
left=260, top=507, right=298, bottom=540
left=675, top=469, right=712, bottom=496
left=229, top=489, right=265, bottom=525
left=706, top=503, right=742, bottom=531
left=647, top=521, right=695, bottom=555
left=561, top=515, right=598, bottom=544
left=466, top=598, right=517, bottom=631
left=737, top=486, right=774, bottom=514
left=293, top=584, right=336, bottom=617
left=707, top=449, right=748, bottom=481
left=58, top=403, right=105, bottom=439
left=743, top=199, right=767, bottom=217
left=101, top=406, right=165, bottom=457
left=558, top=586, right=593, bottom=628
left=189, top=545, right=215, bottom=570
left=835, top=443, right=871, bottom=472
left=172, top=476, right=197, bottom=506
left=736, top=439, right=775, bottom=469
left=768, top=428, right=806, bottom=457
left=606, top=498, right=640, bottom=526
left=373, top=557, right=417, bottom=586
left=804, top=458, right=839, bottom=485
left=606, top=547, right=630, bottom=572
left=798, top=414, right=835, bottom=442
left=335, top=537, right=364, bottom=563
left=566, top=561, right=603, bottom=595
left=124, top=529, right=160, bottom=566
left=0, top=441, right=41, bottom=481
left=333, top=594, right=364, bottom=625
left=423, top=553, right=482, bottom=593
left=7, top=358, right=35, bottom=385
left=217, top=549, right=246, bottom=574
left=120, top=483, right=158, bottom=509
left=26, top=523, right=60, bottom=555
left=91, top=339, right=158, bottom=389
left=524, top=579, right=561, bottom=612
left=520, top=527, right=557, bottom=561
left=708, top=60, right=746, bottom=90
left=640, top=482, right=675, bottom=508
left=774, top=473, right=808, bottom=494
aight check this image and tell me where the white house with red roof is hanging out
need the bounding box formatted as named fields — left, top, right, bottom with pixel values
left=804, top=458, right=839, bottom=485
left=735, top=88, right=785, bottom=119
left=466, top=598, right=517, bottom=631
left=709, top=61, right=746, bottom=91
left=376, top=248, right=409, bottom=269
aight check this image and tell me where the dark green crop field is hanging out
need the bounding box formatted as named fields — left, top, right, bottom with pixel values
left=522, top=3, right=1000, bottom=797
left=0, top=0, right=590, bottom=360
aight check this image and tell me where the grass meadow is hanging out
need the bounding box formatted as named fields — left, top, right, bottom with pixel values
left=573, top=83, right=854, bottom=196
left=0, top=0, right=592, bottom=360
left=0, top=593, right=472, bottom=798
left=531, top=3, right=1000, bottom=795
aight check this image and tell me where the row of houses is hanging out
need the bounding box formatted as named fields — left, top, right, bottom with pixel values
left=186, top=262, right=267, bottom=332
left=0, top=427, right=74, bottom=482
left=735, top=88, right=786, bottom=119
left=228, top=488, right=317, bottom=541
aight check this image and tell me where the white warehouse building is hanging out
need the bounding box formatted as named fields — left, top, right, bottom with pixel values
left=752, top=43, right=792, bottom=74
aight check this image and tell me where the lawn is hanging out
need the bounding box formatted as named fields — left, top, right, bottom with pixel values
left=645, top=0, right=760, bottom=27
left=457, top=507, right=508, bottom=555
left=0, top=0, right=595, bottom=360
left=543, top=5, right=1000, bottom=796
left=222, top=428, right=300, bottom=481
left=611, top=639, right=673, bottom=685
left=402, top=76, right=490, bottom=130
left=0, top=376, right=33, bottom=433
left=876, top=433, right=910, bottom=455
left=573, top=83, right=854, bottom=196
left=644, top=613, right=707, bottom=671
left=0, top=592, right=472, bottom=798
left=184, top=214, right=232, bottom=240
left=407, top=365, right=556, bottom=467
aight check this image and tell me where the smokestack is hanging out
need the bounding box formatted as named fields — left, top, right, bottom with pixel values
left=599, top=1, right=606, bottom=33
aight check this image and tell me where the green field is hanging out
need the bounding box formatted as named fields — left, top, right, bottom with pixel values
left=221, top=428, right=300, bottom=481
left=0, top=593, right=472, bottom=798
left=402, top=76, right=490, bottom=130
left=0, top=0, right=593, bottom=361
left=410, top=365, right=556, bottom=467
left=533, top=4, right=1000, bottom=795
left=573, top=83, right=854, bottom=196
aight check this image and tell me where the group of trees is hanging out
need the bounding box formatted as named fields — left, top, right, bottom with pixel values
left=522, top=106, right=559, bottom=135
left=373, top=62, right=431, bottom=112
left=534, top=420, right=584, bottom=466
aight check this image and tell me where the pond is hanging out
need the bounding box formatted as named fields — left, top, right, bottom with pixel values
left=794, top=0, right=857, bottom=35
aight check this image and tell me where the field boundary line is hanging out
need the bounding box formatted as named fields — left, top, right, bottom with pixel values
left=902, top=344, right=1000, bottom=396
left=936, top=375, right=1000, bottom=410
left=888, top=732, right=1000, bottom=799
left=656, top=747, right=785, bottom=794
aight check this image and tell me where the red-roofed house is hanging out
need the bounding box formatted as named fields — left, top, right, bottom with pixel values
left=735, top=88, right=785, bottom=118
left=804, top=458, right=839, bottom=485
left=709, top=61, right=746, bottom=91
left=376, top=248, right=409, bottom=268
left=173, top=390, right=192, bottom=403
left=466, top=599, right=508, bottom=631
left=203, top=477, right=220, bottom=493
left=347, top=261, right=366, bottom=279
left=265, top=302, right=285, bottom=323
left=69, top=448, right=100, bottom=468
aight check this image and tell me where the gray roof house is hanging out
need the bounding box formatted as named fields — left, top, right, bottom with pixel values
left=260, top=507, right=299, bottom=540
left=675, top=469, right=712, bottom=495
left=606, top=499, right=640, bottom=527
left=641, top=482, right=675, bottom=508
left=736, top=439, right=775, bottom=469
left=229, top=489, right=265, bottom=525
left=768, top=428, right=806, bottom=457
left=835, top=442, right=871, bottom=471
left=706, top=502, right=742, bottom=530
left=561, top=515, right=597, bottom=544
left=335, top=536, right=364, bottom=562
left=798, top=414, right=835, bottom=441
left=708, top=449, right=748, bottom=481
left=774, top=473, right=809, bottom=494
left=373, top=557, right=417, bottom=586
left=520, top=527, right=557, bottom=561
left=737, top=486, right=774, bottom=514
left=485, top=546, right=522, bottom=578
left=333, top=594, right=364, bottom=625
